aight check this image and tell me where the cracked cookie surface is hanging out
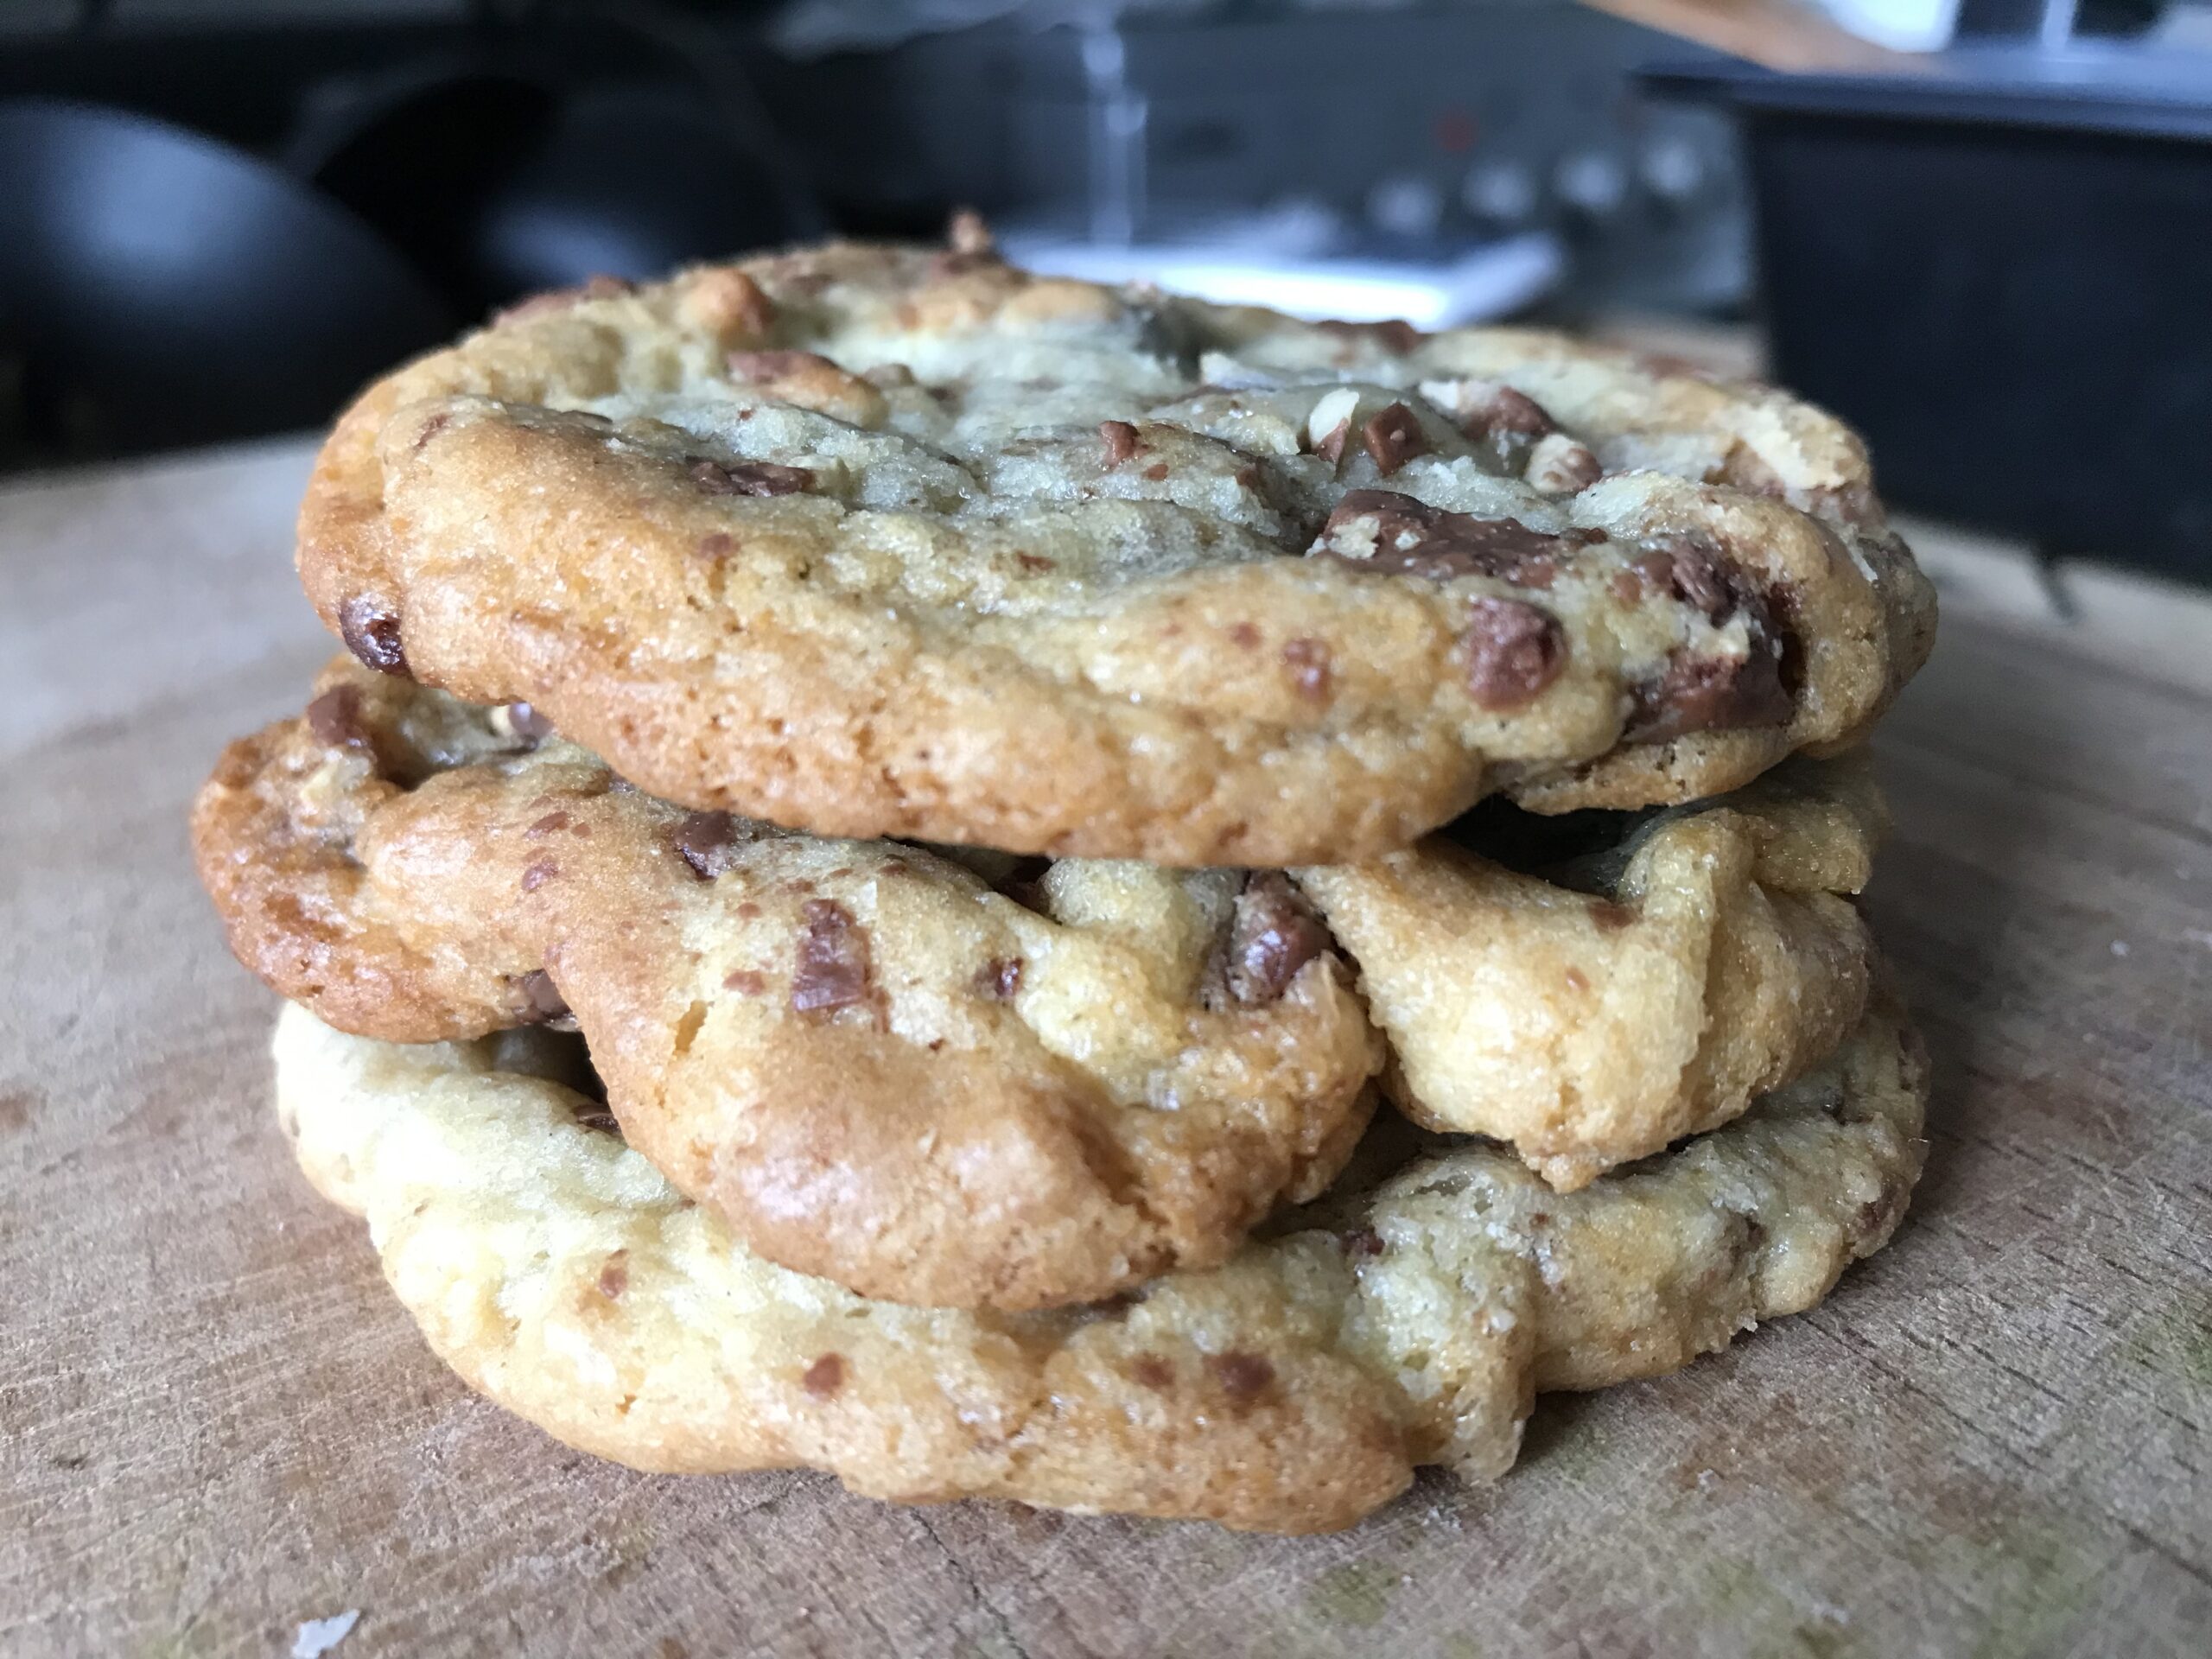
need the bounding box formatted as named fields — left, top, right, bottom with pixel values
left=296, top=232, right=1934, bottom=865
left=1295, top=752, right=1885, bottom=1189
left=195, top=661, right=1381, bottom=1311
left=274, top=990, right=1927, bottom=1533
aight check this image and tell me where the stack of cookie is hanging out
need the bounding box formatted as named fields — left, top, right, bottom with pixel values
left=194, top=226, right=1936, bottom=1534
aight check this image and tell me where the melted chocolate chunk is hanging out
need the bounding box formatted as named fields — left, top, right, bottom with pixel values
left=1611, top=536, right=1794, bottom=741
left=689, top=458, right=816, bottom=498
left=791, top=899, right=874, bottom=1018
left=1626, top=647, right=1792, bottom=744
left=1318, top=490, right=1599, bottom=586
left=672, top=810, right=749, bottom=879
left=1224, top=874, right=1331, bottom=1005
left=1462, top=597, right=1567, bottom=709
left=1361, top=403, right=1429, bottom=476
left=304, top=685, right=372, bottom=752
left=339, top=596, right=408, bottom=677
left=801, top=1352, right=847, bottom=1398
left=1630, top=536, right=1748, bottom=622
left=1099, top=419, right=1141, bottom=467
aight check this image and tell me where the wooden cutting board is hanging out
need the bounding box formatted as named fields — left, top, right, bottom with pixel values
left=3, top=439, right=2207, bottom=1658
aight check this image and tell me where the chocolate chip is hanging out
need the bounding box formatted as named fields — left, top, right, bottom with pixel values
left=1225, top=874, right=1331, bottom=1005
left=1132, top=1355, right=1175, bottom=1390
left=1099, top=419, right=1141, bottom=467
left=1528, top=435, right=1604, bottom=494
left=304, top=684, right=371, bottom=751
left=1341, top=1228, right=1387, bottom=1258
left=724, top=969, right=766, bottom=995
left=521, top=859, right=559, bottom=893
left=574, top=1107, right=622, bottom=1136
left=516, top=969, right=575, bottom=1028
left=1317, top=490, right=1598, bottom=586
left=526, top=810, right=571, bottom=838
left=596, top=1251, right=629, bottom=1300
left=976, top=957, right=1023, bottom=999
left=1632, top=539, right=1736, bottom=621
left=1361, top=403, right=1428, bottom=476
left=505, top=701, right=554, bottom=741
left=1462, top=597, right=1566, bottom=709
left=1281, top=638, right=1332, bottom=702
left=791, top=899, right=873, bottom=1018
left=339, top=596, right=408, bottom=677
left=727, top=349, right=837, bottom=381
left=1207, top=1351, right=1275, bottom=1403
left=1313, top=420, right=1350, bottom=465
left=1457, top=384, right=1560, bottom=471
left=673, top=810, right=748, bottom=879
left=695, top=531, right=735, bottom=563
left=1589, top=900, right=1634, bottom=932
left=1479, top=385, right=1557, bottom=439
left=1625, top=647, right=1791, bottom=744
left=689, top=457, right=815, bottom=497
left=802, top=1352, right=847, bottom=1398
left=1142, top=461, right=1170, bottom=481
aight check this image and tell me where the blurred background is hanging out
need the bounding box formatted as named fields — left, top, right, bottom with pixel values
left=1, top=0, right=2207, bottom=578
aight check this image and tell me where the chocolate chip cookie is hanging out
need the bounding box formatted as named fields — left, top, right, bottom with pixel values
left=274, top=988, right=1927, bottom=1533
left=1295, top=753, right=1885, bottom=1189
left=194, top=660, right=1381, bottom=1311
left=295, top=229, right=1934, bottom=865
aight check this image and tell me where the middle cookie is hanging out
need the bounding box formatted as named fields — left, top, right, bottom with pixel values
left=193, top=661, right=1382, bottom=1311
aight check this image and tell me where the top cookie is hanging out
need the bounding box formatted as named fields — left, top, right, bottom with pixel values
left=298, top=227, right=1936, bottom=865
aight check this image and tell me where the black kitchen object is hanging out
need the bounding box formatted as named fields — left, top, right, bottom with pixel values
left=0, top=99, right=455, bottom=462
left=1646, top=48, right=2212, bottom=582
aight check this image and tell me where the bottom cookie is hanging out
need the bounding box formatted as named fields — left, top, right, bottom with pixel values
left=274, top=992, right=1928, bottom=1534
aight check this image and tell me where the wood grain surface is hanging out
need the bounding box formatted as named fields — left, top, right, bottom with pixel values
left=3, top=440, right=2207, bottom=1658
